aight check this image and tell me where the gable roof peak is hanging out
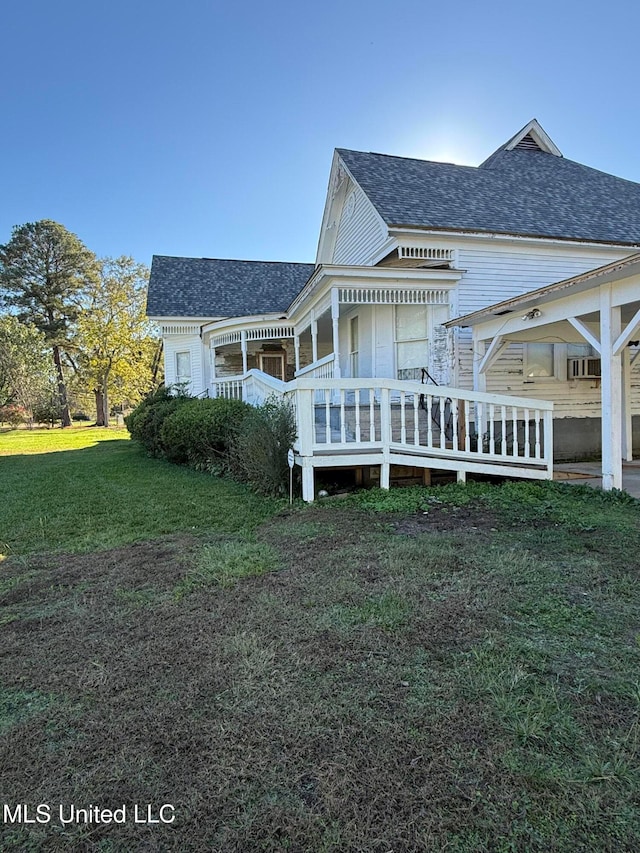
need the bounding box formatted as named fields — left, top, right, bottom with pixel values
left=484, top=119, right=563, bottom=164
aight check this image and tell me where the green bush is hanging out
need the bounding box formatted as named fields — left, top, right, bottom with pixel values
left=161, top=397, right=252, bottom=469
left=230, top=398, right=297, bottom=496
left=125, top=386, right=190, bottom=457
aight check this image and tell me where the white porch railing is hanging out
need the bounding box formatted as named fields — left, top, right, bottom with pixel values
left=211, top=372, right=554, bottom=501
left=212, top=370, right=287, bottom=405
left=294, top=353, right=335, bottom=379
left=211, top=375, right=244, bottom=400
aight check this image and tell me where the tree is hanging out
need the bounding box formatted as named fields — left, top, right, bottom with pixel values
left=0, top=220, right=99, bottom=427
left=76, top=257, right=160, bottom=426
left=0, top=314, right=56, bottom=424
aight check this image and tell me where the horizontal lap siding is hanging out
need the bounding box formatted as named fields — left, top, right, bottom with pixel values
left=164, top=334, right=205, bottom=396
left=456, top=245, right=626, bottom=317
left=333, top=186, right=386, bottom=265
left=454, top=243, right=638, bottom=418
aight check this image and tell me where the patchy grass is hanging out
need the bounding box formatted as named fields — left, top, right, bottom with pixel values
left=1, top=434, right=640, bottom=850
left=175, top=540, right=280, bottom=595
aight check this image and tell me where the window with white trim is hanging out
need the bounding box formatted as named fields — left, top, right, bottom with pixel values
left=395, top=305, right=428, bottom=380
left=175, top=351, right=191, bottom=385
left=524, top=343, right=566, bottom=380
left=349, top=315, right=359, bottom=378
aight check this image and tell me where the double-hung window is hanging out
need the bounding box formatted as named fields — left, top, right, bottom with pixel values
left=395, top=305, right=428, bottom=381
left=175, top=351, right=191, bottom=385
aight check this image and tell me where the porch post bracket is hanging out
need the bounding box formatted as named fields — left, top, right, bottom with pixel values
left=478, top=334, right=506, bottom=374
left=612, top=305, right=640, bottom=356
left=567, top=317, right=601, bottom=353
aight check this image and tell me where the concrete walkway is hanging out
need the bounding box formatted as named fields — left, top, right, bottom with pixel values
left=554, top=460, right=640, bottom=499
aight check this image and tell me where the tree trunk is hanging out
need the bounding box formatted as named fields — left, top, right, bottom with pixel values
left=102, top=379, right=110, bottom=428
left=95, top=388, right=105, bottom=426
left=52, top=345, right=72, bottom=427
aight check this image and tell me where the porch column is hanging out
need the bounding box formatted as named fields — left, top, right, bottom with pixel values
left=622, top=347, right=633, bottom=462
left=210, top=343, right=216, bottom=380
left=294, top=333, right=301, bottom=373
left=600, top=284, right=623, bottom=490
left=472, top=334, right=488, bottom=443
left=311, top=310, right=318, bottom=363
left=241, top=330, right=248, bottom=374
left=331, top=288, right=341, bottom=378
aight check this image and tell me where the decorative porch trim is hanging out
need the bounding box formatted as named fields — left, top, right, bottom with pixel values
left=210, top=325, right=295, bottom=349
left=210, top=331, right=242, bottom=348
left=338, top=288, right=450, bottom=305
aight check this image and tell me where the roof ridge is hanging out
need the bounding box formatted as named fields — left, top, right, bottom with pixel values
left=153, top=255, right=313, bottom=266
left=337, top=148, right=477, bottom=170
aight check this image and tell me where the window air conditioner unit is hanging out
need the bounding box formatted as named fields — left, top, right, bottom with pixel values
left=568, top=357, right=601, bottom=379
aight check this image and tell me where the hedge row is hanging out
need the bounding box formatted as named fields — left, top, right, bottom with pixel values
left=125, top=387, right=296, bottom=496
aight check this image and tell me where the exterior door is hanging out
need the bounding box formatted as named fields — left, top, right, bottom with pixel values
left=259, top=353, right=286, bottom=380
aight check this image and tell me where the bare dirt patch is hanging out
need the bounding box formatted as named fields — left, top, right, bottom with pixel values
left=2, top=504, right=639, bottom=851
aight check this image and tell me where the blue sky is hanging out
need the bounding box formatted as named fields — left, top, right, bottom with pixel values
left=2, top=0, right=639, bottom=268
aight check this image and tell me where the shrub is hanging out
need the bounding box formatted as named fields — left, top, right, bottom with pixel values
left=125, top=386, right=190, bottom=456
left=32, top=395, right=63, bottom=428
left=161, top=397, right=252, bottom=469
left=0, top=403, right=27, bottom=427
left=230, top=398, right=297, bottom=496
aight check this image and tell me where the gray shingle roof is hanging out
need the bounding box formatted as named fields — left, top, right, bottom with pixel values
left=337, top=146, right=640, bottom=245
left=147, top=256, right=315, bottom=318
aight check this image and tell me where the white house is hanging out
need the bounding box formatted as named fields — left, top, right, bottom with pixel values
left=147, top=120, right=640, bottom=499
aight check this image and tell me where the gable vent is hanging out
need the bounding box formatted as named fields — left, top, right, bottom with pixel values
left=399, top=246, right=454, bottom=262
left=514, top=133, right=542, bottom=151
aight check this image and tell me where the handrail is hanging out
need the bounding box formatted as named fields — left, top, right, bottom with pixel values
left=290, top=377, right=554, bottom=411
left=294, top=353, right=335, bottom=378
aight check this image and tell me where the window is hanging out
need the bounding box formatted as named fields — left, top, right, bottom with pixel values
left=395, top=305, right=428, bottom=380
left=175, top=351, right=191, bottom=385
left=349, top=316, right=359, bottom=377
left=525, top=343, right=554, bottom=378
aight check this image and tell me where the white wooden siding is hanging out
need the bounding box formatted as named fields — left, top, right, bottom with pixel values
left=333, top=185, right=387, bottom=266
left=163, top=334, right=205, bottom=396
left=453, top=242, right=638, bottom=417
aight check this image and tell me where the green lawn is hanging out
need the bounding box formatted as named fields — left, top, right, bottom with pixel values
left=1, top=428, right=639, bottom=851
left=0, top=427, right=282, bottom=556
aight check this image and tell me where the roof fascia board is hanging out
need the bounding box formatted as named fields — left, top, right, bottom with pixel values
left=315, top=151, right=346, bottom=264
left=149, top=315, right=214, bottom=324
left=316, top=151, right=391, bottom=264
left=201, top=313, right=287, bottom=335
left=389, top=227, right=640, bottom=252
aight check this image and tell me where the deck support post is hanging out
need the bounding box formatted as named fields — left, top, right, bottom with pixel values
left=380, top=386, right=391, bottom=490
left=456, top=470, right=466, bottom=483
left=301, top=461, right=315, bottom=502
left=600, top=284, right=623, bottom=490
left=622, top=347, right=633, bottom=462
